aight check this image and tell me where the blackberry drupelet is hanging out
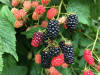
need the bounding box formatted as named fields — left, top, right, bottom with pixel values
left=64, top=44, right=74, bottom=64
left=46, top=19, right=59, bottom=40
left=41, top=51, right=51, bottom=68
left=66, top=14, right=78, bottom=30
left=49, top=47, right=60, bottom=57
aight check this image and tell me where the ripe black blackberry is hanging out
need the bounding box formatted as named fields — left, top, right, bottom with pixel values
left=49, top=47, right=60, bottom=57
left=64, top=44, right=74, bottom=64
left=59, top=41, right=66, bottom=53
left=41, top=51, right=51, bottom=68
left=43, top=41, right=48, bottom=47
left=46, top=19, right=59, bottom=40
left=66, top=14, right=78, bottom=30
left=43, top=33, right=49, bottom=41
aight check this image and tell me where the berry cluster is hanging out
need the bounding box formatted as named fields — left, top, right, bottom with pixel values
left=11, top=0, right=58, bottom=29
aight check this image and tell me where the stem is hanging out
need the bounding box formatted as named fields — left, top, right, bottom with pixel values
left=83, top=33, right=94, bottom=41
left=93, top=51, right=99, bottom=61
left=62, top=1, right=67, bottom=11
left=85, top=43, right=93, bottom=49
left=45, top=6, right=59, bottom=8
left=41, top=68, right=43, bottom=75
left=92, top=27, right=100, bottom=52
left=71, top=66, right=76, bottom=75
left=59, top=32, right=67, bottom=41
left=57, top=0, right=63, bottom=19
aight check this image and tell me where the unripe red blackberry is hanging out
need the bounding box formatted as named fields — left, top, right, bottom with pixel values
left=31, top=32, right=43, bottom=47
left=84, top=49, right=95, bottom=66
left=66, top=14, right=78, bottom=30
left=41, top=51, right=51, bottom=68
left=83, top=70, right=94, bottom=75
left=46, top=19, right=59, bottom=40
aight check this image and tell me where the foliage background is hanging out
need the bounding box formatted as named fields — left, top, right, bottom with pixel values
left=0, top=0, right=100, bottom=75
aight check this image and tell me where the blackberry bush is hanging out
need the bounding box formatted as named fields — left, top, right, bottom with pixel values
left=0, top=0, right=99, bottom=75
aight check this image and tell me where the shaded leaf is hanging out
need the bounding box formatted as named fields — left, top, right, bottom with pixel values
left=30, top=63, right=42, bottom=75
left=0, top=0, right=11, bottom=7
left=67, top=0, right=90, bottom=25
left=22, top=26, right=45, bottom=38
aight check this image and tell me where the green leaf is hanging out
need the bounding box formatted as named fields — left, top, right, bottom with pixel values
left=0, top=54, right=3, bottom=73
left=0, top=5, right=16, bottom=25
left=57, top=67, right=72, bottom=75
left=79, top=36, right=92, bottom=47
left=0, top=37, right=4, bottom=72
left=0, top=17, right=18, bottom=61
left=79, top=57, right=85, bottom=67
left=30, top=63, right=42, bottom=75
left=0, top=0, right=11, bottom=7
left=1, top=54, right=27, bottom=75
left=90, top=0, right=100, bottom=20
left=1, top=66, right=27, bottom=75
left=67, top=0, right=90, bottom=25
left=22, top=26, right=45, bottom=38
